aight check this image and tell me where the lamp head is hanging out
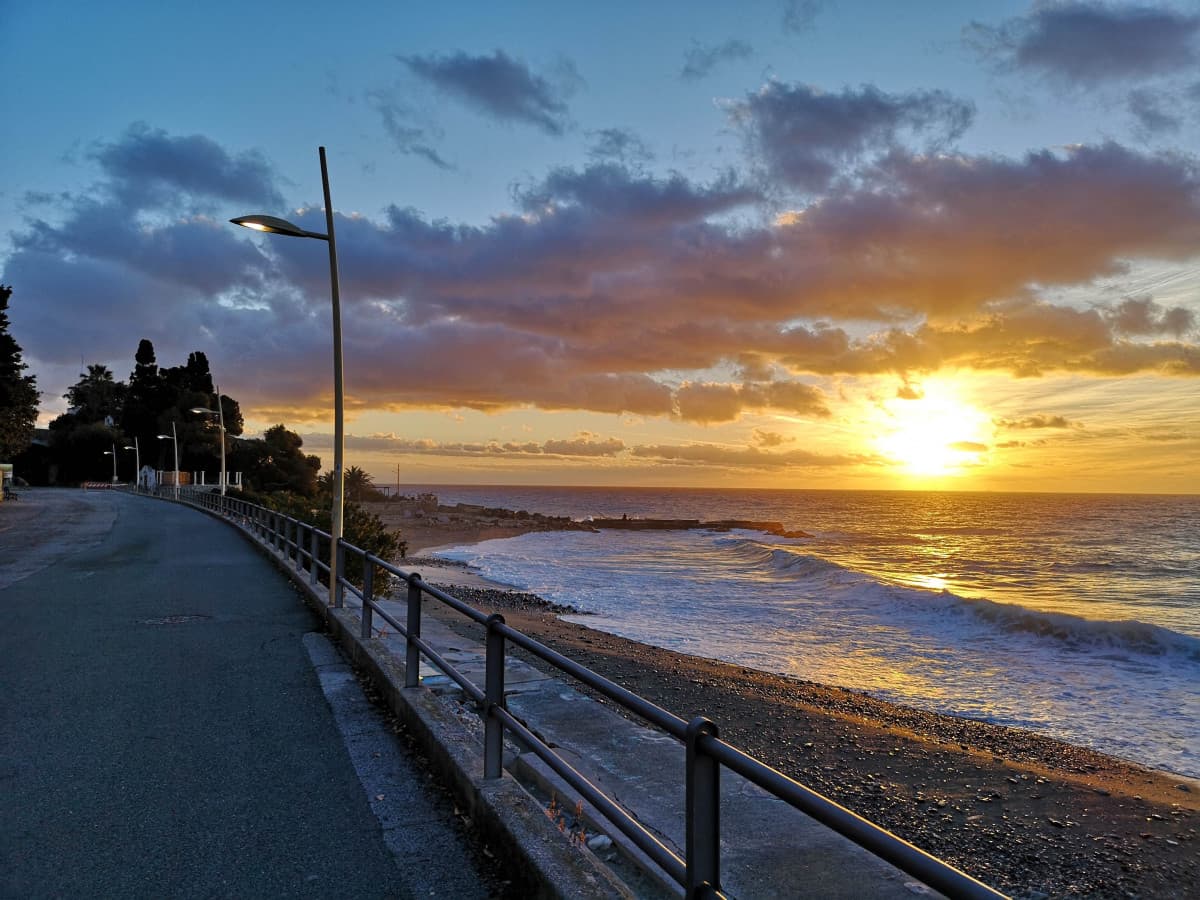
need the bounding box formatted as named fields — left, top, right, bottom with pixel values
left=123, top=445, right=136, bottom=450
left=190, top=407, right=215, bottom=415
left=157, top=434, right=171, bottom=441
left=230, top=214, right=326, bottom=240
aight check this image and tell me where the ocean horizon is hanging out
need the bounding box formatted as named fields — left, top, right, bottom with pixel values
left=407, top=485, right=1199, bottom=779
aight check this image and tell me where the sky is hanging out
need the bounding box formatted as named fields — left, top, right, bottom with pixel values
left=2, top=0, right=1198, bottom=493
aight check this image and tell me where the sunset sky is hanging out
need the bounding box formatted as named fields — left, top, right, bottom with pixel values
left=3, top=1, right=1198, bottom=493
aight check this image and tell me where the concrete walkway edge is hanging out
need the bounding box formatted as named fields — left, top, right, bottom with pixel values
left=161, top=495, right=631, bottom=900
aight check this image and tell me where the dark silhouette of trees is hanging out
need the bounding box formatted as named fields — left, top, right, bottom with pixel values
left=65, top=365, right=126, bottom=422
left=343, top=465, right=385, bottom=502
left=230, top=424, right=321, bottom=496
left=0, top=285, right=40, bottom=461
left=49, top=365, right=127, bottom=482
left=121, top=339, right=165, bottom=460
left=47, top=344, right=247, bottom=483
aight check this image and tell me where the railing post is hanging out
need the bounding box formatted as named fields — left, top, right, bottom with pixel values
left=360, top=557, right=374, bottom=640
left=405, top=574, right=423, bottom=688
left=333, top=540, right=345, bottom=607
left=484, top=613, right=506, bottom=779
left=310, top=527, right=320, bottom=586
left=686, top=716, right=721, bottom=898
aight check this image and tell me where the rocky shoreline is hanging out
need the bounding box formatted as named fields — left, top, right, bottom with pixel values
left=414, top=580, right=1198, bottom=900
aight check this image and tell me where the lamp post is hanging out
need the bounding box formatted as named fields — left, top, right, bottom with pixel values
left=157, top=421, right=179, bottom=500
left=122, top=440, right=139, bottom=489
left=190, top=384, right=226, bottom=496
left=231, top=147, right=344, bottom=604
left=102, top=443, right=118, bottom=483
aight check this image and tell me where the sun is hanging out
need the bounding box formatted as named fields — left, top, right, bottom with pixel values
left=873, top=383, right=991, bottom=477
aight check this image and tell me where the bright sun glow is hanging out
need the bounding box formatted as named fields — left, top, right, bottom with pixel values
left=873, top=383, right=992, bottom=477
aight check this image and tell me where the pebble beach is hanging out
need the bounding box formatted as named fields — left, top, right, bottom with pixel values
left=394, top=525, right=1200, bottom=899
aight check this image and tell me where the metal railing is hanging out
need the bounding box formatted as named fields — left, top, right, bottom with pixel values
left=148, top=486, right=1007, bottom=900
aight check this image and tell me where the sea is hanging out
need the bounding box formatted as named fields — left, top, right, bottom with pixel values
left=409, top=486, right=1200, bottom=778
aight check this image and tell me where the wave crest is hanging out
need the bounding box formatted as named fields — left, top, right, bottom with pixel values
left=721, top=538, right=1200, bottom=662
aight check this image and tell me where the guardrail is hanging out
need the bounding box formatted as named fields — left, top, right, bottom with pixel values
left=155, top=486, right=1008, bottom=899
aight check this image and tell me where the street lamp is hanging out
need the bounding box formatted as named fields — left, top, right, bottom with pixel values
left=102, top=443, right=118, bottom=483
left=122, top=440, right=139, bottom=489
left=231, top=146, right=344, bottom=604
left=190, top=384, right=226, bottom=496
left=157, top=421, right=179, bottom=501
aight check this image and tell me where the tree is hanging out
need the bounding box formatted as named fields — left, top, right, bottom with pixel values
left=65, top=364, right=125, bottom=423
left=344, top=465, right=385, bottom=502
left=49, top=364, right=127, bottom=482
left=231, top=424, right=321, bottom=495
left=0, top=285, right=40, bottom=461
left=121, top=339, right=164, bottom=457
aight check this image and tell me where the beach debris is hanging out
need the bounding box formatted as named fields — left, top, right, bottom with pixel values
left=586, top=834, right=613, bottom=851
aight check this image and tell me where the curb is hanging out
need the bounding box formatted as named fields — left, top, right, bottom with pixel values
left=190, top=501, right=632, bottom=899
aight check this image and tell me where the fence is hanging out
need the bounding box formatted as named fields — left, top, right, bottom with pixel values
left=161, top=486, right=1007, bottom=900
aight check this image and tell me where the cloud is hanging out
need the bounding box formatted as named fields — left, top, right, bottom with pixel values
left=966, top=2, right=1200, bottom=86
left=7, top=126, right=1200, bottom=429
left=330, top=432, right=625, bottom=458
left=513, top=162, right=760, bottom=225
left=306, top=429, right=875, bottom=473
left=729, top=81, right=974, bottom=191
left=399, top=49, right=577, bottom=135
left=752, top=428, right=793, bottom=447
left=366, top=92, right=453, bottom=169
left=995, top=415, right=1078, bottom=430
left=90, top=122, right=284, bottom=210
left=631, top=442, right=877, bottom=470
left=781, top=0, right=827, bottom=34
left=1127, top=88, right=1182, bottom=136
left=681, top=39, right=753, bottom=80
left=672, top=380, right=830, bottom=423
left=586, top=128, right=654, bottom=167
left=1106, top=296, right=1196, bottom=336
left=949, top=441, right=989, bottom=453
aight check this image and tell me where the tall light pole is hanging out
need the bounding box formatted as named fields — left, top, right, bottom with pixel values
left=231, top=147, right=344, bottom=604
left=190, top=384, right=226, bottom=495
left=157, top=421, right=179, bottom=500
left=103, top=443, right=118, bottom=483
left=122, top=440, right=139, bottom=489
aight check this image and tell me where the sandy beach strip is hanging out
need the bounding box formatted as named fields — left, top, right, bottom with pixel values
left=392, top=533, right=1198, bottom=900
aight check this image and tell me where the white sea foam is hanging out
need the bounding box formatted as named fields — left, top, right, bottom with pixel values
left=438, top=519, right=1200, bottom=777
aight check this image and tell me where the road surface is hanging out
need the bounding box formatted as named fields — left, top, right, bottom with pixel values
left=0, top=488, right=516, bottom=899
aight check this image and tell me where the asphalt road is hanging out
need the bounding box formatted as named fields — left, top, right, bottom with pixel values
left=0, top=489, right=508, bottom=899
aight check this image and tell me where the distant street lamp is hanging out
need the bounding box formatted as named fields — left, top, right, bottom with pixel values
left=231, top=146, right=345, bottom=603
left=157, top=421, right=179, bottom=500
left=102, top=443, right=118, bottom=483
left=190, top=384, right=226, bottom=495
left=122, top=440, right=139, bottom=489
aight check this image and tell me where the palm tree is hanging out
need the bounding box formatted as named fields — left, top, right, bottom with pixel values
left=343, top=465, right=375, bottom=502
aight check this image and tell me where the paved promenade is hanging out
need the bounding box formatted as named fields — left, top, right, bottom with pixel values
left=0, top=489, right=510, bottom=899
left=1, top=488, right=983, bottom=899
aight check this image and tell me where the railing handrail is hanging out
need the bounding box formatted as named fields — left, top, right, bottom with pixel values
left=135, top=485, right=1008, bottom=900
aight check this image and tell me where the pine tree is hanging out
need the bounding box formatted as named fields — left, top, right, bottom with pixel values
left=0, top=285, right=40, bottom=461
left=122, top=338, right=164, bottom=456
